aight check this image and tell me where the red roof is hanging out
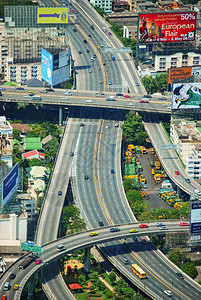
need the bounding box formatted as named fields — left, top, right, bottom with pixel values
left=22, top=149, right=38, bottom=159
left=69, top=283, right=82, bottom=290
left=11, top=123, right=32, bottom=133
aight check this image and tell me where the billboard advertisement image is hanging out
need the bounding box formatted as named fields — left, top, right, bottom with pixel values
left=191, top=202, right=201, bottom=234
left=168, top=66, right=201, bottom=84
left=37, top=8, right=68, bottom=24
left=138, top=12, right=196, bottom=43
left=172, top=83, right=201, bottom=109
left=2, top=163, right=19, bottom=208
left=41, top=48, right=53, bottom=86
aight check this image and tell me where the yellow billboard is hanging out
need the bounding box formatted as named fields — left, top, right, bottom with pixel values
left=37, top=8, right=68, bottom=24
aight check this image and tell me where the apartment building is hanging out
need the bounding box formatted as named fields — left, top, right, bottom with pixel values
left=123, top=25, right=137, bottom=39
left=90, top=0, right=113, bottom=13
left=0, top=20, right=8, bottom=79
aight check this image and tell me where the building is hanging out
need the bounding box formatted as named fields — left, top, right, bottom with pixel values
left=16, top=193, right=36, bottom=220
left=0, top=20, right=8, bottom=79
left=0, top=116, right=13, bottom=168
left=123, top=25, right=137, bottom=39
left=11, top=123, right=32, bottom=138
left=170, top=120, right=201, bottom=179
left=113, top=1, right=130, bottom=13
left=89, top=0, right=113, bottom=13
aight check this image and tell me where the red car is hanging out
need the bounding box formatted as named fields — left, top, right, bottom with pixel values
left=35, top=259, right=42, bottom=265
left=175, top=170, right=180, bottom=175
left=123, top=95, right=131, bottom=98
left=141, top=238, right=147, bottom=244
left=140, top=100, right=149, bottom=103
left=180, top=222, right=189, bottom=226
left=71, top=9, right=75, bottom=13
left=139, top=224, right=149, bottom=228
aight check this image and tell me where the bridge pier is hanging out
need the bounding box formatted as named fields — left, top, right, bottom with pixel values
left=177, top=186, right=182, bottom=197
left=84, top=247, right=91, bottom=273
left=59, top=107, right=63, bottom=126
left=28, top=274, right=35, bottom=300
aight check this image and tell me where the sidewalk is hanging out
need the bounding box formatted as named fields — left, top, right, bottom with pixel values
left=99, top=276, right=114, bottom=293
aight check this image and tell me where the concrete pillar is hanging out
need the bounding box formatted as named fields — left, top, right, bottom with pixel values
left=59, top=107, right=63, bottom=126
left=177, top=186, right=181, bottom=197
left=10, top=214, right=17, bottom=240
left=28, top=274, right=35, bottom=300
left=84, top=247, right=91, bottom=273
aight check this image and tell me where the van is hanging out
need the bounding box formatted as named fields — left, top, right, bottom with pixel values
left=4, top=282, right=10, bottom=291
left=57, top=244, right=66, bottom=252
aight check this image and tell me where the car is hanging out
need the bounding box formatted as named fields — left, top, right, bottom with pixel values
left=122, top=258, right=129, bottom=264
left=90, top=57, right=94, bottom=62
left=185, top=178, right=191, bottom=183
left=111, top=169, right=115, bottom=174
left=16, top=87, right=24, bottom=90
left=64, top=91, right=72, bottom=95
left=35, top=259, right=42, bottom=265
left=116, top=93, right=123, bottom=96
left=139, top=224, right=149, bottom=228
left=141, top=182, right=148, bottom=189
left=86, top=99, right=93, bottom=103
left=164, top=290, right=173, bottom=297
left=88, top=34, right=92, bottom=38
left=89, top=70, right=92, bottom=73
left=108, top=32, right=112, bottom=35
left=73, top=28, right=77, bottom=32
left=176, top=272, right=184, bottom=279
left=108, top=81, right=112, bottom=85
left=136, top=82, right=139, bottom=86
left=195, top=189, right=201, bottom=195
left=110, top=227, right=120, bottom=232
left=29, top=90, right=35, bottom=94
left=105, top=124, right=109, bottom=129
left=57, top=244, right=66, bottom=252
left=85, top=175, right=89, bottom=180
left=158, top=97, right=167, bottom=100
left=160, top=226, right=168, bottom=230
left=133, top=237, right=138, bottom=242
left=83, top=39, right=87, bottom=43
left=13, top=284, right=19, bottom=290
left=140, top=100, right=149, bottom=103
left=80, top=123, right=84, bottom=127
left=156, top=222, right=165, bottom=227
left=99, top=221, right=104, bottom=226
left=46, top=88, right=54, bottom=92
left=144, top=94, right=152, bottom=98
left=98, top=67, right=101, bottom=71
left=24, top=95, right=31, bottom=98
left=89, top=232, right=98, bottom=236
left=180, top=222, right=189, bottom=226
left=61, top=97, right=69, bottom=100
left=96, top=45, right=100, bottom=50
left=141, top=238, right=147, bottom=244
left=123, top=95, right=131, bottom=98
left=86, top=49, right=90, bottom=53
left=100, top=43, right=104, bottom=48
left=28, top=93, right=35, bottom=96
left=115, top=123, right=119, bottom=128
left=71, top=9, right=75, bottom=12
left=93, top=54, right=97, bottom=58
left=70, top=152, right=74, bottom=157
left=79, top=50, right=82, bottom=54
left=58, top=191, right=62, bottom=196
left=0, top=87, right=5, bottom=91
left=99, top=81, right=103, bottom=84
left=9, top=273, right=16, bottom=279
left=175, top=170, right=180, bottom=175
left=129, top=229, right=138, bottom=233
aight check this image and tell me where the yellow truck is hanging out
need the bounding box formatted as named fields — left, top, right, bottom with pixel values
left=140, top=146, right=147, bottom=154
left=150, top=148, right=155, bottom=154
left=154, top=174, right=161, bottom=183
left=140, top=175, right=146, bottom=184
left=155, top=161, right=161, bottom=170
left=128, top=144, right=135, bottom=154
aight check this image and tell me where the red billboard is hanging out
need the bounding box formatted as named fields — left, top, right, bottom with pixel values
left=138, top=12, right=196, bottom=43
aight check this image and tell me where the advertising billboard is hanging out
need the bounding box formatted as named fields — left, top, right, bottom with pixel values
left=172, top=83, right=201, bottom=109
left=191, top=202, right=201, bottom=234
left=168, top=66, right=201, bottom=84
left=41, top=48, right=53, bottom=86
left=138, top=12, right=196, bottom=43
left=37, top=8, right=68, bottom=24
left=2, top=163, right=19, bottom=208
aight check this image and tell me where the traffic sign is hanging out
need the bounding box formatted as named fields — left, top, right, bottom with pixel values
left=160, top=144, right=177, bottom=150
left=21, top=243, right=41, bottom=253
left=27, top=241, right=34, bottom=246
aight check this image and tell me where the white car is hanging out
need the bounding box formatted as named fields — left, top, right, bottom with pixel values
left=24, top=95, right=31, bottom=98
left=195, top=189, right=201, bottom=196
left=105, top=124, right=109, bottom=129
left=64, top=91, right=72, bottom=95
left=86, top=99, right=93, bottom=103
left=61, top=97, right=69, bottom=100
left=164, top=290, right=173, bottom=297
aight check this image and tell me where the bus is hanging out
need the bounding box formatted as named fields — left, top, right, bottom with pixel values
left=131, top=264, right=146, bottom=279
left=18, top=256, right=35, bottom=269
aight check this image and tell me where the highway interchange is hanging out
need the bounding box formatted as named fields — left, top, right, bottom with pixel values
left=1, top=0, right=201, bottom=300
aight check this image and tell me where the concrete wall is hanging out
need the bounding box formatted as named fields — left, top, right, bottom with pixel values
left=0, top=213, right=27, bottom=243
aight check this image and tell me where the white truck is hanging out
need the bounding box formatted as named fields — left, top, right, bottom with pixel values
left=106, top=96, right=115, bottom=101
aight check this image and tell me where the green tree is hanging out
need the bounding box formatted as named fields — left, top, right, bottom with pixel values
left=156, top=73, right=167, bottom=93
left=108, top=272, right=116, bottom=284
left=181, top=262, right=198, bottom=279
left=88, top=271, right=99, bottom=282
left=29, top=158, right=44, bottom=167
left=13, top=129, right=21, bottom=141
left=123, top=178, right=135, bottom=193
left=78, top=274, right=86, bottom=286
left=168, top=248, right=187, bottom=267
left=135, top=132, right=147, bottom=146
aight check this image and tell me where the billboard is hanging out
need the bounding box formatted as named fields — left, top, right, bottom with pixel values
left=41, top=48, right=53, bottom=85
left=191, top=202, right=201, bottom=234
left=138, top=12, right=196, bottom=43
left=168, top=66, right=201, bottom=84
left=41, top=48, right=70, bottom=86
left=37, top=8, right=68, bottom=24
left=172, top=83, right=201, bottom=109
left=2, top=163, right=19, bottom=208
